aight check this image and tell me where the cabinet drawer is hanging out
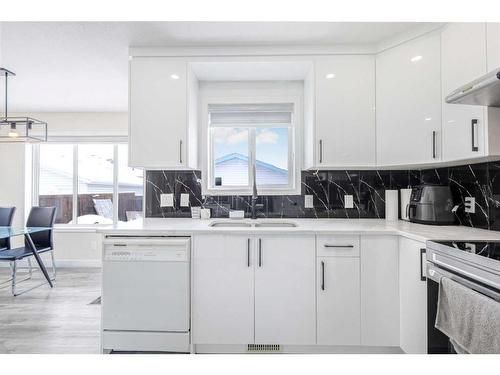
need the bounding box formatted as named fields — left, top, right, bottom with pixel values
left=316, top=235, right=360, bottom=257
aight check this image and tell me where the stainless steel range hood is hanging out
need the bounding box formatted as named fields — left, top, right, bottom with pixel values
left=445, top=68, right=500, bottom=107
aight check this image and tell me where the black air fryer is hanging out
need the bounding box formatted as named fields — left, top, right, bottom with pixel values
left=407, top=185, right=455, bottom=225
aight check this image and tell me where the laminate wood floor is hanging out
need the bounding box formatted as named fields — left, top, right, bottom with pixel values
left=0, top=267, right=101, bottom=354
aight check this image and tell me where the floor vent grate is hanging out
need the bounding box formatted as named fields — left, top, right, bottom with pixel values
left=247, top=344, right=281, bottom=352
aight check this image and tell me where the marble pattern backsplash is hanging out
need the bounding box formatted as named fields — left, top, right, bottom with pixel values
left=144, top=161, right=500, bottom=230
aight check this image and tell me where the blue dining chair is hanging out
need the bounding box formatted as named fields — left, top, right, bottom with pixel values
left=0, top=207, right=16, bottom=251
left=0, top=207, right=57, bottom=296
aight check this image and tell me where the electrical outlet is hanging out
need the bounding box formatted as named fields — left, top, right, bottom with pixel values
left=465, top=197, right=475, bottom=213
left=304, top=195, right=314, bottom=208
left=344, top=195, right=354, bottom=209
left=180, top=193, right=190, bottom=207
left=160, top=193, right=174, bottom=207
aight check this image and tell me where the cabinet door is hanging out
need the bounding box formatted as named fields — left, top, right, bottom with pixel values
left=129, top=57, right=187, bottom=168
left=360, top=236, right=399, bottom=347
left=315, top=56, right=376, bottom=167
left=399, top=237, right=427, bottom=354
left=317, top=257, right=361, bottom=345
left=441, top=23, right=487, bottom=161
left=192, top=234, right=254, bottom=344
left=254, top=235, right=316, bottom=345
left=376, top=33, right=441, bottom=166
left=487, top=22, right=500, bottom=71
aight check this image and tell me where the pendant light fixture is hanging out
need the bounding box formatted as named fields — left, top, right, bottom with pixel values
left=0, top=67, right=47, bottom=142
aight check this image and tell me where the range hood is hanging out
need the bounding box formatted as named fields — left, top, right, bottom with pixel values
left=445, top=67, right=500, bottom=107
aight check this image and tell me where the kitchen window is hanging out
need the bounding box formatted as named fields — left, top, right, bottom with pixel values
left=206, top=102, right=299, bottom=195
left=34, top=143, right=143, bottom=225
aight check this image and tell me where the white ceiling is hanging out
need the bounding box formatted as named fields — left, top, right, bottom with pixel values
left=0, top=22, right=435, bottom=112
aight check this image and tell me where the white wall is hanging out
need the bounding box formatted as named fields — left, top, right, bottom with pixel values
left=0, top=144, right=29, bottom=247
left=0, top=112, right=127, bottom=267
left=53, top=230, right=102, bottom=267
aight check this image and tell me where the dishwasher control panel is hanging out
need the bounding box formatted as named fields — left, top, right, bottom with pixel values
left=103, top=238, right=190, bottom=262
left=104, top=248, right=188, bottom=262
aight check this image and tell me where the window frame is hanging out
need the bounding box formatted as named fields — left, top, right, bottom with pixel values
left=201, top=96, right=302, bottom=196
left=32, top=140, right=145, bottom=226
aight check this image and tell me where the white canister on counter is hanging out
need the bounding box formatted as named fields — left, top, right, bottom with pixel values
left=400, top=188, right=412, bottom=221
left=200, top=208, right=211, bottom=220
left=385, top=190, right=399, bottom=221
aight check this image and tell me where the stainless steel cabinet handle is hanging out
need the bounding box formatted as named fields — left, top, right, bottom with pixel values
left=321, top=261, right=325, bottom=291
left=258, top=238, right=262, bottom=267
left=471, top=119, right=478, bottom=152
left=420, top=248, right=427, bottom=282
left=247, top=238, right=250, bottom=267
left=319, top=139, right=323, bottom=163
left=432, top=131, right=436, bottom=159
left=323, top=244, right=354, bottom=248
left=179, top=140, right=183, bottom=163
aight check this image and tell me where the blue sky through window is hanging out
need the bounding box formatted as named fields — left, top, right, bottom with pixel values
left=212, top=126, right=289, bottom=187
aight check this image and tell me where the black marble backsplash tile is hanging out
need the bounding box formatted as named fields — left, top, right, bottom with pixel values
left=145, top=161, right=500, bottom=231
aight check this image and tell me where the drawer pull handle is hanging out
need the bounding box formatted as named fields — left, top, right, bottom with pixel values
left=420, top=248, right=427, bottom=282
left=471, top=119, right=478, bottom=152
left=323, top=244, right=354, bottom=248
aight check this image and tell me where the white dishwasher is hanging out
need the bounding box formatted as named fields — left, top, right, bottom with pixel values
left=101, top=236, right=190, bottom=353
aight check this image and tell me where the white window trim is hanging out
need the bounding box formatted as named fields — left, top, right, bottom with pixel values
left=32, top=141, right=144, bottom=226
left=201, top=95, right=303, bottom=196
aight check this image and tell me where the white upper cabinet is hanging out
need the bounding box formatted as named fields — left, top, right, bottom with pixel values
left=129, top=57, right=197, bottom=169
left=487, top=23, right=500, bottom=71
left=376, top=32, right=442, bottom=166
left=441, top=23, right=487, bottom=162
left=314, top=56, right=376, bottom=168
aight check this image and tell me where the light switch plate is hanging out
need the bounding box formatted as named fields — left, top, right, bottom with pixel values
left=180, top=193, right=190, bottom=207
left=160, top=193, right=174, bottom=207
left=304, top=195, right=314, bottom=208
left=344, top=195, right=354, bottom=209
left=465, top=197, right=475, bottom=213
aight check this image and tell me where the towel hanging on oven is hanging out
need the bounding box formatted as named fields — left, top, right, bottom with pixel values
left=435, top=277, right=500, bottom=354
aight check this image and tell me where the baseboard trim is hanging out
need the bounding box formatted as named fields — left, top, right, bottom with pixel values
left=193, top=344, right=404, bottom=354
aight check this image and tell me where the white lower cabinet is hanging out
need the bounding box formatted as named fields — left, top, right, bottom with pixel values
left=193, top=234, right=315, bottom=346
left=360, top=236, right=400, bottom=347
left=317, top=256, right=361, bottom=345
left=193, top=233, right=422, bottom=351
left=192, top=234, right=254, bottom=344
left=254, top=236, right=316, bottom=344
left=399, top=237, right=428, bottom=354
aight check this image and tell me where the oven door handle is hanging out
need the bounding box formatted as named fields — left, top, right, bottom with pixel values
left=430, top=255, right=500, bottom=290
left=426, top=262, right=500, bottom=302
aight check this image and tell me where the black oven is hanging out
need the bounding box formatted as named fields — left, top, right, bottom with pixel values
left=426, top=240, right=500, bottom=354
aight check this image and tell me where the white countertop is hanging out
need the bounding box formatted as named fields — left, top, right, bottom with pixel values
left=97, top=218, right=500, bottom=243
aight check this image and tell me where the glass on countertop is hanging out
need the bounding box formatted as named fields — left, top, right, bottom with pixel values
left=0, top=226, right=52, bottom=239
